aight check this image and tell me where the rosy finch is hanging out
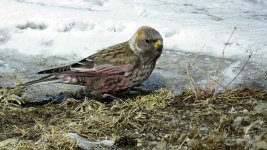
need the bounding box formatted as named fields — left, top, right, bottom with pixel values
left=21, top=26, right=163, bottom=97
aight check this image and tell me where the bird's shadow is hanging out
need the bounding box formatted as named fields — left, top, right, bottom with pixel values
left=20, top=88, right=154, bottom=107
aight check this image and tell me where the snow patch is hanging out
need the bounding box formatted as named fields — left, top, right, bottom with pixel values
left=223, top=61, right=241, bottom=80
left=0, top=0, right=266, bottom=62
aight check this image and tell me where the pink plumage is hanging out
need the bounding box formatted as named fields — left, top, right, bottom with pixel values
left=20, top=26, right=163, bottom=97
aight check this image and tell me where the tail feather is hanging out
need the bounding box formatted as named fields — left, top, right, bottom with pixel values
left=18, top=75, right=60, bottom=87
left=38, top=65, right=72, bottom=74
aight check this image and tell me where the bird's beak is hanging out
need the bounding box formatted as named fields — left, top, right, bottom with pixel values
left=153, top=40, right=162, bottom=49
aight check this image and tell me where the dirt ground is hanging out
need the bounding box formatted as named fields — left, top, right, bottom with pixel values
left=0, top=87, right=266, bottom=150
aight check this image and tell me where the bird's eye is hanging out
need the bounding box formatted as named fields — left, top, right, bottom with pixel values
left=145, top=39, right=153, bottom=44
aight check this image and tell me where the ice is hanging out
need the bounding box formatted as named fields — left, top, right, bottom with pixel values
left=223, top=61, right=242, bottom=81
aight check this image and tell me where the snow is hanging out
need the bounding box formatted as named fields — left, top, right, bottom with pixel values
left=223, top=61, right=242, bottom=81
left=0, top=0, right=267, bottom=93
left=0, top=0, right=266, bottom=61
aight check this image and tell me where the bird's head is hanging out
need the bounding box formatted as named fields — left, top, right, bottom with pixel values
left=129, top=26, right=163, bottom=64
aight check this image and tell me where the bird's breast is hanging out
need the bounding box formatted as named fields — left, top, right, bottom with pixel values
left=129, top=63, right=156, bottom=84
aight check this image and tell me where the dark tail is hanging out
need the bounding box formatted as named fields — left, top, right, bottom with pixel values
left=18, top=75, right=59, bottom=87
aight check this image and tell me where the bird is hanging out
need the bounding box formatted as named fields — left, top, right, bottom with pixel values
left=20, top=26, right=163, bottom=98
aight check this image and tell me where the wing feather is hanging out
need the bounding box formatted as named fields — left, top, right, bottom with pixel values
left=37, top=58, right=130, bottom=76
left=37, top=42, right=134, bottom=76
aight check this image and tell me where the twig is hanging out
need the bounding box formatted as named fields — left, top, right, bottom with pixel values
left=193, top=44, right=206, bottom=62
left=186, top=63, right=199, bottom=99
left=192, top=63, right=228, bottom=90
left=215, top=26, right=238, bottom=76
left=220, top=52, right=252, bottom=92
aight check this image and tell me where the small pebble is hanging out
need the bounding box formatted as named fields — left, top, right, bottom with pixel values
left=199, top=127, right=209, bottom=135
left=253, top=103, right=267, bottom=114
left=233, top=116, right=243, bottom=127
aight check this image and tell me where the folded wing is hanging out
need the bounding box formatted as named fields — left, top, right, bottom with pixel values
left=20, top=57, right=131, bottom=87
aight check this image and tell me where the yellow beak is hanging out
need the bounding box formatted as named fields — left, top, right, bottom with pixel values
left=153, top=40, right=162, bottom=49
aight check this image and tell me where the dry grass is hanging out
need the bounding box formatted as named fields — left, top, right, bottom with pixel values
left=0, top=87, right=266, bottom=149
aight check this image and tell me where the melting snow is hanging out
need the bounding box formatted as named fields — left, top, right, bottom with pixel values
left=0, top=0, right=266, bottom=61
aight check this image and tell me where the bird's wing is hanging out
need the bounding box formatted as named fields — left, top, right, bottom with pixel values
left=37, top=57, right=131, bottom=76
left=19, top=58, right=131, bottom=87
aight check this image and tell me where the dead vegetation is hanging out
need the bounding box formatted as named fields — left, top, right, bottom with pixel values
left=0, top=86, right=266, bottom=149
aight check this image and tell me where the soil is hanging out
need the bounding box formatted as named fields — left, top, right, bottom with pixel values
left=0, top=88, right=266, bottom=149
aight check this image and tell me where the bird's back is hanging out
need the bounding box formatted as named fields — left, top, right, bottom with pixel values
left=89, top=41, right=141, bottom=67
